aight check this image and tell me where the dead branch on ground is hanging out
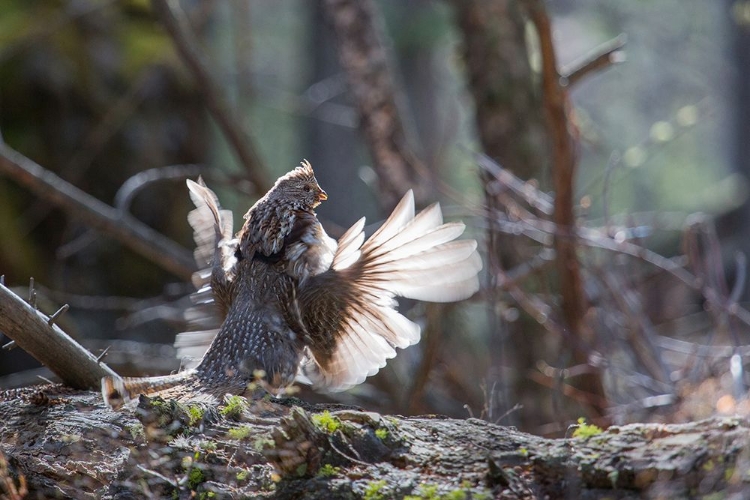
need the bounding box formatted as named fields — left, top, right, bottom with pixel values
left=0, top=281, right=117, bottom=389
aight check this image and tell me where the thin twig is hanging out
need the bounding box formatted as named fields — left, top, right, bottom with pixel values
left=136, top=465, right=178, bottom=488
left=28, top=277, right=36, bottom=309
left=561, top=34, right=627, bottom=88
left=405, top=304, right=445, bottom=414
left=601, top=151, right=621, bottom=237
left=729, top=253, right=747, bottom=305
left=600, top=272, right=672, bottom=385
left=0, top=143, right=195, bottom=280
left=150, top=0, right=269, bottom=194
left=490, top=205, right=750, bottom=330
left=46, top=304, right=69, bottom=326
left=96, top=346, right=111, bottom=363
left=655, top=335, right=750, bottom=358
left=34, top=282, right=193, bottom=312
left=527, top=370, right=609, bottom=409
left=475, top=153, right=553, bottom=215
left=527, top=0, right=588, bottom=339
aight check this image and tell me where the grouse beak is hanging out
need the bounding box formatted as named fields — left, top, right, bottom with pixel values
left=317, top=189, right=328, bottom=202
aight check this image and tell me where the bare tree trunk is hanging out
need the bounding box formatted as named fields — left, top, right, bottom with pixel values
left=323, top=0, right=432, bottom=211
left=526, top=0, right=607, bottom=419
left=450, top=0, right=554, bottom=428
left=720, top=0, right=750, bottom=306
left=451, top=0, right=609, bottom=426
left=306, top=0, right=371, bottom=231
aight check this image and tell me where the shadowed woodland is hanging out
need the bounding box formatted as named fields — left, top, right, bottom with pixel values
left=2, top=0, right=750, bottom=498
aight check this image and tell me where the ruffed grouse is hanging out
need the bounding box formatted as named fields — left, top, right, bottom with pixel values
left=102, top=161, right=482, bottom=407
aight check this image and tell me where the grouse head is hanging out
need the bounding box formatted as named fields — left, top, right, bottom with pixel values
left=268, top=159, right=327, bottom=210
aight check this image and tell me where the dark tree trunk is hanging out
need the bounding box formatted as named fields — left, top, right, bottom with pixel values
left=449, top=0, right=558, bottom=429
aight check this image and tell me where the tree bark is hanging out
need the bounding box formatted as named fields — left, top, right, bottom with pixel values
left=525, top=0, right=607, bottom=418
left=0, top=386, right=746, bottom=499
left=449, top=0, right=553, bottom=429
left=323, top=0, right=430, bottom=211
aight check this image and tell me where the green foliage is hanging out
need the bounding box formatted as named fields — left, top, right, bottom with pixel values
left=187, top=466, right=205, bottom=490
left=405, top=482, right=485, bottom=500
left=363, top=480, right=388, bottom=500
left=186, top=405, right=204, bottom=427
left=294, top=464, right=307, bottom=477
left=253, top=437, right=275, bottom=452
left=316, top=464, right=340, bottom=478
left=572, top=417, right=603, bottom=439
left=199, top=440, right=217, bottom=452
left=220, top=395, right=248, bottom=420
left=444, top=491, right=467, bottom=500
left=180, top=453, right=207, bottom=490
left=312, top=411, right=341, bottom=434
left=227, top=425, right=252, bottom=441
left=126, top=423, right=145, bottom=441
left=375, top=428, right=388, bottom=440
left=404, top=484, right=439, bottom=500
left=236, top=469, right=249, bottom=482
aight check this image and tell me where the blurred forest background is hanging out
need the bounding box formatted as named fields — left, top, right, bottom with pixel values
left=1, top=0, right=750, bottom=436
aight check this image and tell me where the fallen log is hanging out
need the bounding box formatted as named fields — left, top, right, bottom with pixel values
left=0, top=385, right=746, bottom=499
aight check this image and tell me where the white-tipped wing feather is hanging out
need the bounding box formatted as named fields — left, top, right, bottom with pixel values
left=297, top=189, right=482, bottom=391
left=186, top=178, right=234, bottom=269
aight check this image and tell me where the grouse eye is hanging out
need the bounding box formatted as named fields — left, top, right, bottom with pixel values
left=304, top=185, right=312, bottom=192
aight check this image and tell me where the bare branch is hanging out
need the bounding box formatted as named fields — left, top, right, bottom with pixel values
left=561, top=34, right=627, bottom=88
left=0, top=143, right=195, bottom=280
left=0, top=282, right=118, bottom=389
left=526, top=0, right=606, bottom=411
left=114, top=164, right=205, bottom=213
left=475, top=153, right=554, bottom=215
left=150, top=0, right=270, bottom=194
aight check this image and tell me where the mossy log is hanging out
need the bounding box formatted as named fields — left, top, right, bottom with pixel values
left=0, top=385, right=747, bottom=499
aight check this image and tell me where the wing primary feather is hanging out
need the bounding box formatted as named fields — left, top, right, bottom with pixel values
left=299, top=189, right=480, bottom=391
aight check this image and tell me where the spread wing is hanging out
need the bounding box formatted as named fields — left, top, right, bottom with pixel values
left=176, top=178, right=237, bottom=365
left=296, top=190, right=482, bottom=391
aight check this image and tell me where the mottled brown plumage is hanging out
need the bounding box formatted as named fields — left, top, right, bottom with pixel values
left=102, top=160, right=481, bottom=408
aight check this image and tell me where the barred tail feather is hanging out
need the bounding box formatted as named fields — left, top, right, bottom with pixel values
left=101, top=371, right=194, bottom=409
